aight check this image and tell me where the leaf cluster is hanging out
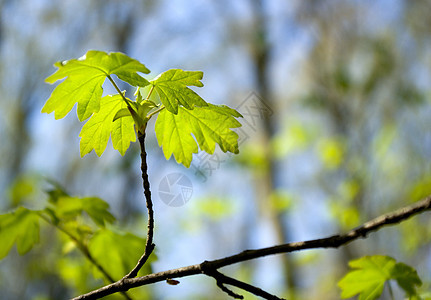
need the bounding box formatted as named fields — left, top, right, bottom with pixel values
left=42, top=50, right=242, bottom=167
left=0, top=185, right=152, bottom=284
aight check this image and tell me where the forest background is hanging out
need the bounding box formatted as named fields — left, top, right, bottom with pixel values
left=1, top=0, right=431, bottom=299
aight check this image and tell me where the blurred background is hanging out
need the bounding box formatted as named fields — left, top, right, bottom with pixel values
left=1, top=0, right=431, bottom=299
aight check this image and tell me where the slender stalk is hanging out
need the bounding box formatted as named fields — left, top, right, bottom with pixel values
left=146, top=105, right=165, bottom=120
left=144, top=85, right=155, bottom=101
left=144, top=84, right=164, bottom=120
left=108, top=73, right=156, bottom=278
left=123, top=130, right=155, bottom=279
left=107, top=75, right=134, bottom=112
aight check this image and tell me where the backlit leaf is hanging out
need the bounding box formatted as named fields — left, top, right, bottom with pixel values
left=88, top=229, right=152, bottom=280
left=338, top=255, right=422, bottom=300
left=79, top=94, right=135, bottom=156
left=0, top=207, right=40, bottom=259
left=155, top=104, right=242, bottom=167
left=42, top=50, right=150, bottom=121
left=81, top=197, right=116, bottom=227
left=151, top=69, right=207, bottom=114
left=113, top=108, right=132, bottom=122
left=47, top=193, right=115, bottom=227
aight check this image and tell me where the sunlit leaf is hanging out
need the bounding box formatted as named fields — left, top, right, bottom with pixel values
left=79, top=94, right=135, bottom=156
left=151, top=69, right=207, bottom=114
left=47, top=192, right=115, bottom=227
left=338, top=255, right=422, bottom=300
left=136, top=84, right=161, bottom=105
left=88, top=229, right=152, bottom=280
left=42, top=50, right=150, bottom=121
left=0, top=207, right=40, bottom=259
left=155, top=104, right=242, bottom=167
left=81, top=197, right=116, bottom=227
left=57, top=256, right=95, bottom=293
left=113, top=108, right=132, bottom=122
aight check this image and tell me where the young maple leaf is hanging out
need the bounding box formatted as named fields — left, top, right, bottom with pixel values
left=42, top=50, right=150, bottom=121
left=150, top=69, right=207, bottom=114
left=79, top=95, right=135, bottom=157
left=0, top=207, right=40, bottom=259
left=155, top=104, right=242, bottom=167
left=338, top=255, right=422, bottom=300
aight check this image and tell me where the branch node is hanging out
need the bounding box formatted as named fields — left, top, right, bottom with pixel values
left=200, top=260, right=212, bottom=274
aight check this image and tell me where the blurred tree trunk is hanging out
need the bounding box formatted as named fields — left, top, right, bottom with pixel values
left=249, top=0, right=298, bottom=297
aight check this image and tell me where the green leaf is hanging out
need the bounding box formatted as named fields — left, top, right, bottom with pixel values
left=136, top=100, right=157, bottom=118
left=57, top=256, right=94, bottom=294
left=42, top=50, right=150, bottom=121
left=81, top=197, right=116, bottom=227
left=79, top=94, right=135, bottom=156
left=151, top=69, right=207, bottom=114
left=338, top=255, right=422, bottom=300
left=88, top=229, right=153, bottom=280
left=155, top=104, right=242, bottom=167
left=393, top=262, right=423, bottom=296
left=0, top=207, right=40, bottom=259
left=113, top=108, right=132, bottom=122
left=47, top=193, right=115, bottom=227
left=48, top=196, right=84, bottom=221
left=136, top=84, right=161, bottom=105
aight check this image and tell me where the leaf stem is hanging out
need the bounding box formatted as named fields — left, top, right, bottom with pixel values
left=144, top=84, right=165, bottom=120
left=107, top=75, right=134, bottom=112
left=123, top=130, right=155, bottom=279
left=147, top=105, right=165, bottom=120
left=144, top=85, right=155, bottom=101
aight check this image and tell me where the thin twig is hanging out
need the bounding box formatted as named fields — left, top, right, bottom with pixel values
left=215, top=280, right=244, bottom=299
left=207, top=195, right=431, bottom=269
left=72, top=195, right=431, bottom=300
left=123, top=131, right=155, bottom=279
left=205, top=269, right=284, bottom=300
left=109, top=72, right=156, bottom=279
